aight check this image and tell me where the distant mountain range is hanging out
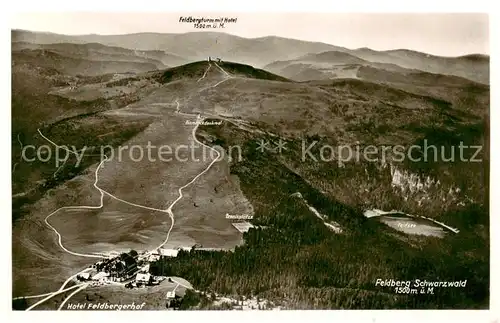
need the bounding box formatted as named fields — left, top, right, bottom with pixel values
left=263, top=50, right=489, bottom=86
left=11, top=29, right=489, bottom=84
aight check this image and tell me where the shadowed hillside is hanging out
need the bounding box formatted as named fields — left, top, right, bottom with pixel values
left=10, top=28, right=490, bottom=310
left=12, top=49, right=159, bottom=76
left=11, top=30, right=344, bottom=68
left=298, top=51, right=367, bottom=64
left=352, top=48, right=489, bottom=84
left=153, top=60, right=290, bottom=84
left=217, top=61, right=290, bottom=82
left=12, top=41, right=188, bottom=67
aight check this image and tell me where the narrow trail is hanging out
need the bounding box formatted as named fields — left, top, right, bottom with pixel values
left=153, top=122, right=221, bottom=250
left=153, top=62, right=230, bottom=250
left=99, top=189, right=170, bottom=214
left=209, top=78, right=232, bottom=89
left=197, top=62, right=212, bottom=82
left=37, top=128, right=170, bottom=258
left=39, top=127, right=170, bottom=215
left=44, top=157, right=107, bottom=259
left=59, top=268, right=92, bottom=291
left=200, top=61, right=234, bottom=91
left=37, top=129, right=84, bottom=155
left=37, top=128, right=101, bottom=178
left=12, top=133, right=24, bottom=174
left=175, top=99, right=198, bottom=118
left=38, top=128, right=170, bottom=247
left=16, top=60, right=233, bottom=308
left=171, top=278, right=193, bottom=290
left=37, top=129, right=102, bottom=157
left=214, top=61, right=230, bottom=76
left=14, top=267, right=92, bottom=301
left=19, top=267, right=93, bottom=310
left=18, top=133, right=23, bottom=149
left=13, top=268, right=91, bottom=300
left=53, top=160, right=66, bottom=178
left=13, top=291, right=59, bottom=300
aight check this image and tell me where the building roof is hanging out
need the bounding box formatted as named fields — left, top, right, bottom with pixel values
left=232, top=222, right=254, bottom=233
left=157, top=248, right=179, bottom=257
left=92, top=271, right=109, bottom=280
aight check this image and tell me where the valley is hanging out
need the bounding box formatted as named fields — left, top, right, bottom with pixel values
left=11, top=29, right=489, bottom=310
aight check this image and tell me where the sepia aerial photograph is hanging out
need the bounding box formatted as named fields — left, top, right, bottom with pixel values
left=7, top=8, right=494, bottom=316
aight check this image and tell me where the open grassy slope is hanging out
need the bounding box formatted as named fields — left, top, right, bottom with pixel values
left=11, top=50, right=489, bottom=309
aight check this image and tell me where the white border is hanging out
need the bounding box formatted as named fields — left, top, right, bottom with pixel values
left=2, top=1, right=498, bottom=322
left=1, top=0, right=494, bottom=12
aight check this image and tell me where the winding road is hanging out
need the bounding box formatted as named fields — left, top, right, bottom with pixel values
left=21, top=267, right=93, bottom=311
left=57, top=284, right=89, bottom=311
left=154, top=122, right=221, bottom=251
left=44, top=157, right=107, bottom=258
left=15, top=60, right=232, bottom=310
left=25, top=284, right=87, bottom=311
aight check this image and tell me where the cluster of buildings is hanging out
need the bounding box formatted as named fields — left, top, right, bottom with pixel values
left=125, top=272, right=167, bottom=288
left=81, top=251, right=139, bottom=283
left=208, top=56, right=222, bottom=63
left=77, top=248, right=187, bottom=287
left=143, top=247, right=195, bottom=262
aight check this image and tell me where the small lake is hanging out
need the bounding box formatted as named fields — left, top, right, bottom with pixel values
left=364, top=209, right=457, bottom=238
left=377, top=215, right=447, bottom=238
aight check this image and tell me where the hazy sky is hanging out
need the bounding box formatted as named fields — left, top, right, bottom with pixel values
left=11, top=12, right=489, bottom=56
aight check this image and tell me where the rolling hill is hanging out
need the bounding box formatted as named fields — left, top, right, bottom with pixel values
left=11, top=30, right=342, bottom=68
left=264, top=49, right=489, bottom=89
left=12, top=29, right=488, bottom=84
left=12, top=49, right=160, bottom=76
left=351, top=48, right=489, bottom=84
left=134, top=61, right=487, bottom=309
left=12, top=41, right=187, bottom=68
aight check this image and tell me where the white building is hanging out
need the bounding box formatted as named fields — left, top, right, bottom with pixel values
left=147, top=254, right=160, bottom=262
left=232, top=222, right=254, bottom=233
left=91, top=271, right=109, bottom=282
left=140, top=263, right=150, bottom=273
left=136, top=273, right=151, bottom=284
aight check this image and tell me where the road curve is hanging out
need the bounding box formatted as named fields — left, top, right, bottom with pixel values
left=154, top=61, right=231, bottom=250
left=44, top=157, right=108, bottom=258
left=17, top=266, right=93, bottom=309
left=25, top=283, right=86, bottom=311
left=19, top=60, right=233, bottom=308
left=57, top=284, right=88, bottom=311
left=154, top=121, right=222, bottom=250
